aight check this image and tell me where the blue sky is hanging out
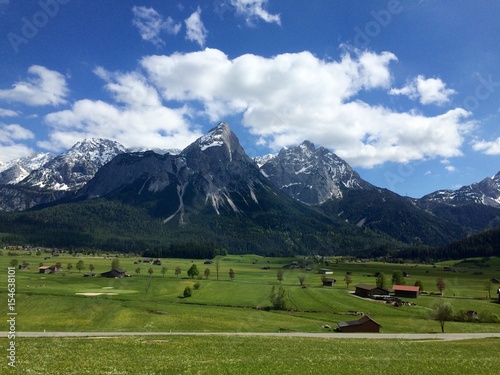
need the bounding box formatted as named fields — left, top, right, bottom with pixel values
left=0, top=0, right=499, bottom=198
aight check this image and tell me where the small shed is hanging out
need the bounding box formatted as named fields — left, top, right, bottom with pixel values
left=393, top=285, right=420, bottom=298
left=101, top=268, right=126, bottom=278
left=491, top=278, right=500, bottom=284
left=319, top=269, right=333, bottom=275
left=354, top=284, right=390, bottom=298
left=322, top=278, right=336, bottom=287
left=337, top=316, right=381, bottom=333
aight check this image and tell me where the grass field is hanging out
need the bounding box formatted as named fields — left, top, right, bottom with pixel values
left=11, top=336, right=500, bottom=374
left=1, top=252, right=499, bottom=334
left=1, top=251, right=500, bottom=373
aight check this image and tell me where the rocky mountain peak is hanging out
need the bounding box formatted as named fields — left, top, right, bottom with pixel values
left=261, top=140, right=374, bottom=205
left=21, top=138, right=127, bottom=191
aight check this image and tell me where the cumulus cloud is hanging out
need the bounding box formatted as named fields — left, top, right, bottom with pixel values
left=132, top=6, right=181, bottom=46
left=0, top=65, right=68, bottom=106
left=0, top=123, right=34, bottom=162
left=230, top=0, right=280, bottom=25
left=0, top=108, right=18, bottom=117
left=472, top=138, right=500, bottom=155
left=185, top=7, right=207, bottom=47
left=140, top=48, right=471, bottom=167
left=42, top=69, right=201, bottom=152
left=390, top=75, right=456, bottom=106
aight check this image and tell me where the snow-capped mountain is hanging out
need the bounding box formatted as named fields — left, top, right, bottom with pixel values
left=260, top=140, right=374, bottom=205
left=420, top=172, right=500, bottom=208
left=77, top=123, right=269, bottom=222
left=21, top=138, right=127, bottom=191
left=0, top=153, right=54, bottom=185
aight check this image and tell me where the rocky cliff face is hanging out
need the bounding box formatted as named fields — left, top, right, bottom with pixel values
left=77, top=123, right=270, bottom=223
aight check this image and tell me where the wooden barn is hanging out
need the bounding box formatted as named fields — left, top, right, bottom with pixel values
left=322, top=278, right=336, bottom=287
left=337, top=316, right=381, bottom=333
left=393, top=285, right=420, bottom=298
left=354, top=284, right=390, bottom=299
left=100, top=268, right=126, bottom=278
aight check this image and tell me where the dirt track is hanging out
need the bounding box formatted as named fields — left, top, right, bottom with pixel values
left=4, top=331, right=500, bottom=341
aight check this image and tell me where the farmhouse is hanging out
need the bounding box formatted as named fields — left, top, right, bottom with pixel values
left=337, top=316, right=381, bottom=333
left=38, top=265, right=62, bottom=274
left=101, top=268, right=127, bottom=278
left=354, top=284, right=390, bottom=299
left=393, top=285, right=420, bottom=298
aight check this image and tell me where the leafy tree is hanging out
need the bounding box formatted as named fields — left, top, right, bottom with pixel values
left=9, top=259, right=18, bottom=268
left=344, top=274, right=352, bottom=288
left=89, top=264, right=95, bottom=273
left=229, top=268, right=235, bottom=281
left=111, top=258, right=120, bottom=270
left=55, top=262, right=62, bottom=269
left=277, top=270, right=284, bottom=284
left=215, top=258, right=220, bottom=281
left=161, top=266, right=167, bottom=277
left=187, top=264, right=199, bottom=279
left=183, top=286, right=192, bottom=298
left=414, top=280, right=424, bottom=291
left=204, top=268, right=211, bottom=279
left=76, top=260, right=84, bottom=273
left=392, top=270, right=405, bottom=286
left=175, top=266, right=181, bottom=278
left=135, top=267, right=141, bottom=276
left=67, top=263, right=73, bottom=272
left=376, top=272, right=386, bottom=289
left=270, top=285, right=286, bottom=310
left=298, top=274, right=306, bottom=286
left=432, top=300, right=453, bottom=333
left=485, top=279, right=492, bottom=300
left=148, top=267, right=154, bottom=276
left=436, top=277, right=446, bottom=294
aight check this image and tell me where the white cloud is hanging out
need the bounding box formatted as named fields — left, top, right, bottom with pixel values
left=230, top=0, right=280, bottom=25
left=0, top=108, right=18, bottom=117
left=185, top=7, right=207, bottom=47
left=472, top=138, right=500, bottom=155
left=141, top=48, right=471, bottom=167
left=132, top=6, right=181, bottom=47
left=390, top=75, right=456, bottom=105
left=0, top=65, right=68, bottom=106
left=0, top=123, right=34, bottom=162
left=445, top=165, right=456, bottom=172
left=42, top=70, right=201, bottom=152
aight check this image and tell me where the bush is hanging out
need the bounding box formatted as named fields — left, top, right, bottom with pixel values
left=183, top=286, right=192, bottom=298
left=193, top=282, right=201, bottom=290
left=479, top=310, right=500, bottom=323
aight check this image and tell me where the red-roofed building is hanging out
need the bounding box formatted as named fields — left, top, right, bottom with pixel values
left=393, top=285, right=420, bottom=298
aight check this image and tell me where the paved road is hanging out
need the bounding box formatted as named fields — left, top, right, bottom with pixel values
left=3, top=331, right=500, bottom=341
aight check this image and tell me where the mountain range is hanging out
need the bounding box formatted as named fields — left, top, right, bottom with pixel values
left=1, top=122, right=500, bottom=256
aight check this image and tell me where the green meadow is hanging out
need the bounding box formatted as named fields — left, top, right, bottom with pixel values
left=2, top=252, right=500, bottom=374
left=12, top=336, right=500, bottom=374
left=1, top=252, right=499, bottom=334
